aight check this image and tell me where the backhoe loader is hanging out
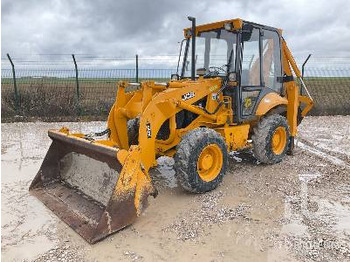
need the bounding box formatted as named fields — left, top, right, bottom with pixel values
left=30, top=17, right=313, bottom=243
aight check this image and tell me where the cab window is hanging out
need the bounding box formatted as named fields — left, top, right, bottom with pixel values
left=262, top=29, right=282, bottom=93
left=241, top=28, right=261, bottom=86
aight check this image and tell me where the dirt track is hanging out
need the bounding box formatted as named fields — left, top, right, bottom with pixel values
left=1, top=116, right=350, bottom=262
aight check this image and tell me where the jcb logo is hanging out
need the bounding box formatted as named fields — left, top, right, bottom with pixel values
left=182, top=91, right=195, bottom=101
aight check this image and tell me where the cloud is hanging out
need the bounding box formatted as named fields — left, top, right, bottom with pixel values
left=2, top=0, right=350, bottom=59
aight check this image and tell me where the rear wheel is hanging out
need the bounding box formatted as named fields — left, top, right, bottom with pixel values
left=174, top=128, right=227, bottom=193
left=252, top=114, right=290, bottom=164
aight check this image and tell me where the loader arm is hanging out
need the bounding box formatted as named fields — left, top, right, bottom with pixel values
left=108, top=79, right=223, bottom=172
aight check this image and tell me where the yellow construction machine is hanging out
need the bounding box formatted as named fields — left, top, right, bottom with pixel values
left=30, top=17, right=313, bottom=243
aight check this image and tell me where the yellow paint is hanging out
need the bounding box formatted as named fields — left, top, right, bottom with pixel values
left=113, top=146, right=155, bottom=216
left=197, top=144, right=223, bottom=182
left=271, top=126, right=287, bottom=154
left=281, top=38, right=313, bottom=136
left=116, top=149, right=128, bottom=164
left=93, top=140, right=117, bottom=147
left=255, top=93, right=288, bottom=116
left=215, top=125, right=250, bottom=152
left=177, top=101, right=217, bottom=121
left=298, top=95, right=314, bottom=117
left=59, top=127, right=70, bottom=134
left=184, top=18, right=243, bottom=38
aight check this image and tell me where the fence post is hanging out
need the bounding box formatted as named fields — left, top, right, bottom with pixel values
left=302, top=54, right=312, bottom=79
left=72, top=54, right=81, bottom=115
left=301, top=54, right=312, bottom=96
left=135, top=54, right=139, bottom=82
left=6, top=53, right=20, bottom=114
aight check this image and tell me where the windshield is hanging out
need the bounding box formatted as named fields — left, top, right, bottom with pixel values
left=180, top=29, right=237, bottom=78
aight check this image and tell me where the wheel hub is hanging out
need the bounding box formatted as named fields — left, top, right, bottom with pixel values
left=197, top=144, right=223, bottom=182
left=271, top=126, right=287, bottom=155
left=199, top=154, right=214, bottom=171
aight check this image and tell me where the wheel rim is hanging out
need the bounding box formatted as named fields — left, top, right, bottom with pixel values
left=197, top=144, right=223, bottom=182
left=271, top=126, right=287, bottom=155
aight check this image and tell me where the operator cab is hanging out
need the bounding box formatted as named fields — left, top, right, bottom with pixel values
left=176, top=18, right=283, bottom=122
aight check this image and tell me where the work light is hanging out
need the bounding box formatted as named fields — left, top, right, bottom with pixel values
left=224, top=23, right=233, bottom=31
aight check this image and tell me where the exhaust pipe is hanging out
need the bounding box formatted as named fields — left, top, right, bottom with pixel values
left=188, top=16, right=196, bottom=81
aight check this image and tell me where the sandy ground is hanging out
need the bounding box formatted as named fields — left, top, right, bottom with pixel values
left=1, top=116, right=350, bottom=262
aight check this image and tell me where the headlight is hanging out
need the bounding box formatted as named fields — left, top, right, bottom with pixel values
left=228, top=72, right=236, bottom=81
left=224, top=23, right=233, bottom=31
left=171, top=74, right=180, bottom=81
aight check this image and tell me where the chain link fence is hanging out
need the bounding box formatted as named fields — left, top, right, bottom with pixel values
left=1, top=54, right=350, bottom=121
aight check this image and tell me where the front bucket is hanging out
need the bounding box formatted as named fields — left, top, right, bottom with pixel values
left=30, top=130, right=154, bottom=244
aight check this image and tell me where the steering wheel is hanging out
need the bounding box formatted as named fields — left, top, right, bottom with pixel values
left=205, top=66, right=227, bottom=77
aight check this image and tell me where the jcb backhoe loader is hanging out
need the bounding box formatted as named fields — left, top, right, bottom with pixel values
left=30, top=17, right=313, bottom=243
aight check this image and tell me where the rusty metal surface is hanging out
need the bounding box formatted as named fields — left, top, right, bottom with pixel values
left=48, top=130, right=121, bottom=162
left=30, top=182, right=105, bottom=243
left=29, top=131, right=140, bottom=244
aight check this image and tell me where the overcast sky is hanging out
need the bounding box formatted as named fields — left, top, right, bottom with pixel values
left=2, top=0, right=350, bottom=59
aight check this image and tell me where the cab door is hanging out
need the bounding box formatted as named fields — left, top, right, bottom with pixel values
left=238, top=25, right=283, bottom=119
left=239, top=26, right=263, bottom=117
left=260, top=29, right=283, bottom=95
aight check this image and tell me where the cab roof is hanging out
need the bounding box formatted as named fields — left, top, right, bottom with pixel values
left=183, top=18, right=282, bottom=38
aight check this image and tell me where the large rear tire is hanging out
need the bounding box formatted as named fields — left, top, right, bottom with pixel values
left=174, top=128, right=228, bottom=193
left=252, top=114, right=290, bottom=164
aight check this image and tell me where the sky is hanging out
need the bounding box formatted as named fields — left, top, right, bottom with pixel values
left=2, top=0, right=350, bottom=60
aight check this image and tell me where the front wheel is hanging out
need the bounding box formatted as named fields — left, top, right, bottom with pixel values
left=252, top=114, right=290, bottom=164
left=174, top=128, right=228, bottom=193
